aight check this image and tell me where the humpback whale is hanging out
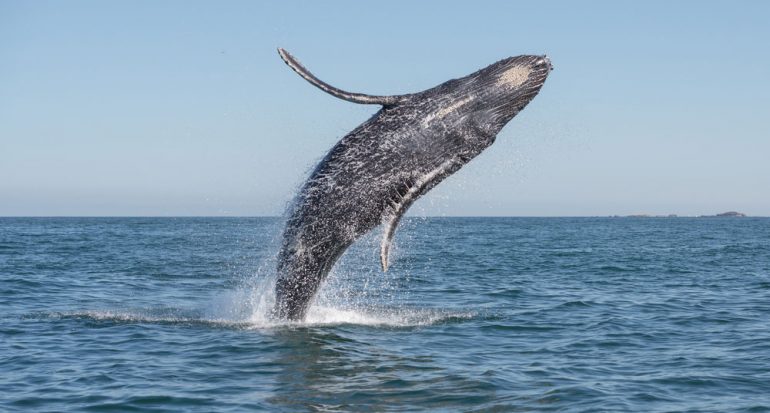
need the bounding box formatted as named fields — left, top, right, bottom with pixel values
left=273, top=48, right=552, bottom=320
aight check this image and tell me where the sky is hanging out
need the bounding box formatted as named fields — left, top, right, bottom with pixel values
left=1, top=0, right=769, bottom=217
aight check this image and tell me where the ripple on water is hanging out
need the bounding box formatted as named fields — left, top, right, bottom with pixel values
left=2, top=217, right=770, bottom=412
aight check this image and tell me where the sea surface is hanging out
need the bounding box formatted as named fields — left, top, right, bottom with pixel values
left=1, top=217, right=769, bottom=412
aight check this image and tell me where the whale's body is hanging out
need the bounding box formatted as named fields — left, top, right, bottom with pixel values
left=273, top=49, right=552, bottom=320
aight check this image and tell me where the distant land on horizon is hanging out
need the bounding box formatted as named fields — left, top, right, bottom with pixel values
left=618, top=211, right=749, bottom=218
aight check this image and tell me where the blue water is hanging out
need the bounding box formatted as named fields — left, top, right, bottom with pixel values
left=2, top=217, right=769, bottom=412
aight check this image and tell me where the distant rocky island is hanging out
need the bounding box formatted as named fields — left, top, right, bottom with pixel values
left=711, top=211, right=747, bottom=217
left=613, top=211, right=747, bottom=218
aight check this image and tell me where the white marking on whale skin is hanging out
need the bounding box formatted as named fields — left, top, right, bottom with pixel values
left=380, top=159, right=457, bottom=271
left=421, top=96, right=474, bottom=127
left=496, top=65, right=531, bottom=89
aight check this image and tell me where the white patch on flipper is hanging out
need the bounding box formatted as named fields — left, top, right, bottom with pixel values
left=496, top=65, right=531, bottom=89
left=380, top=160, right=457, bottom=271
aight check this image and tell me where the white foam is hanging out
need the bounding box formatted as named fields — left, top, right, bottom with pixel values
left=207, top=279, right=475, bottom=329
left=47, top=300, right=474, bottom=330
left=48, top=253, right=476, bottom=330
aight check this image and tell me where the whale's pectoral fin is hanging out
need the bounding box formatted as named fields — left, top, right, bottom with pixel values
left=278, top=48, right=407, bottom=106
left=379, top=161, right=461, bottom=272
left=380, top=206, right=406, bottom=272
left=380, top=177, right=416, bottom=272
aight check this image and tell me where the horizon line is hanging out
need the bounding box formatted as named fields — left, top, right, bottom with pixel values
left=0, top=215, right=765, bottom=219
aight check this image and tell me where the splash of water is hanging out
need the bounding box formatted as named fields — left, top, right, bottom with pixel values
left=206, top=268, right=475, bottom=329
left=39, top=218, right=474, bottom=329
left=44, top=257, right=475, bottom=330
left=46, top=301, right=473, bottom=330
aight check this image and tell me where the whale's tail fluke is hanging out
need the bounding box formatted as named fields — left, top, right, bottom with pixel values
left=277, top=48, right=409, bottom=107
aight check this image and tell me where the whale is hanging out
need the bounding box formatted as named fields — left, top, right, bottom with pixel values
left=273, top=48, right=552, bottom=320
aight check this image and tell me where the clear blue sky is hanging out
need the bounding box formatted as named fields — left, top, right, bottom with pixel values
left=2, top=1, right=768, bottom=216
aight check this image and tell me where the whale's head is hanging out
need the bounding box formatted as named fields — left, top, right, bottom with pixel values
left=479, top=55, right=552, bottom=128
left=418, top=55, right=552, bottom=138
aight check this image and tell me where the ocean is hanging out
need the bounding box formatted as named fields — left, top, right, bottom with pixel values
left=1, top=217, right=769, bottom=412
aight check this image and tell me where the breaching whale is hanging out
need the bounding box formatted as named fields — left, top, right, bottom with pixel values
left=273, top=48, right=552, bottom=320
